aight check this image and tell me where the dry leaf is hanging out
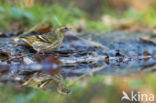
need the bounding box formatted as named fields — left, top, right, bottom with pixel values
left=36, top=24, right=53, bottom=34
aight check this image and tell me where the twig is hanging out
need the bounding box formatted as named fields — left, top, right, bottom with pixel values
left=69, top=31, right=110, bottom=50
left=67, top=64, right=107, bottom=87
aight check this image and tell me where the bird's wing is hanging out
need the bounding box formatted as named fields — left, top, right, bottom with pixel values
left=20, top=31, right=57, bottom=44
left=20, top=35, right=40, bottom=46
left=41, top=32, right=57, bottom=43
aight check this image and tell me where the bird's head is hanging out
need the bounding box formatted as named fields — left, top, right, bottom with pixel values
left=56, top=84, right=72, bottom=95
left=54, top=25, right=71, bottom=35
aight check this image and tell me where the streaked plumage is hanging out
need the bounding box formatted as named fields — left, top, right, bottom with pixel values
left=16, top=25, right=71, bottom=53
left=22, top=73, right=71, bottom=95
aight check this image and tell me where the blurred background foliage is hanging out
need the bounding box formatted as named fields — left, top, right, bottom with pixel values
left=0, top=0, right=156, bottom=32
left=0, top=0, right=156, bottom=103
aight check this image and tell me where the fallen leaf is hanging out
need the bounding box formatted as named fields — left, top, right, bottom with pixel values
left=0, top=50, right=10, bottom=57
left=143, top=51, right=151, bottom=61
left=0, top=50, right=10, bottom=61
left=36, top=24, right=53, bottom=34
left=0, top=65, right=10, bottom=76
left=41, top=55, right=61, bottom=76
left=143, top=51, right=150, bottom=56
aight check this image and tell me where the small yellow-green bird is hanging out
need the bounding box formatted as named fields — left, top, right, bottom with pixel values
left=15, top=25, right=71, bottom=53
left=22, top=73, right=71, bottom=95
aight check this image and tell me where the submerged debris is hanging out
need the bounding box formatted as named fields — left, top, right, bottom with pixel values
left=0, top=31, right=156, bottom=94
